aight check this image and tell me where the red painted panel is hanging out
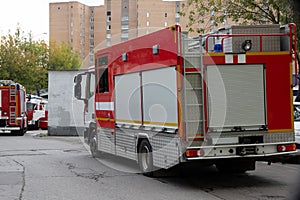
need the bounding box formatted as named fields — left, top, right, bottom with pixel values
left=0, top=89, right=9, bottom=116
left=95, top=26, right=181, bottom=131
left=203, top=53, right=293, bottom=132
left=27, top=110, right=33, bottom=121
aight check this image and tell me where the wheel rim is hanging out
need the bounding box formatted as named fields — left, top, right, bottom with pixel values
left=141, top=145, right=150, bottom=171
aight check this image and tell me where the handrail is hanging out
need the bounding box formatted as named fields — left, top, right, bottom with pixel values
left=288, top=23, right=298, bottom=87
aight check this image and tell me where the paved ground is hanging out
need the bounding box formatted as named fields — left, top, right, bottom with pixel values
left=0, top=130, right=300, bottom=200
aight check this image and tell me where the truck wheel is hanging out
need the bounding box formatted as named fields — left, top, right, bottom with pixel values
left=138, top=139, right=153, bottom=176
left=18, top=129, right=25, bottom=136
left=12, top=129, right=24, bottom=136
left=34, top=121, right=39, bottom=130
left=90, top=131, right=99, bottom=158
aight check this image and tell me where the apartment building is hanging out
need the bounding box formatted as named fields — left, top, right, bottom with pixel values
left=49, top=1, right=193, bottom=67
left=49, top=1, right=106, bottom=66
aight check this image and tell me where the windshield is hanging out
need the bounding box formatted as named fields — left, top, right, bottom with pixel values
left=294, top=105, right=300, bottom=121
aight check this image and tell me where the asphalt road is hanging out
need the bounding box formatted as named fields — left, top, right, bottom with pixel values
left=0, top=130, right=300, bottom=200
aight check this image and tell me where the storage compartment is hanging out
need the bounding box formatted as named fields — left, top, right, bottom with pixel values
left=219, top=24, right=281, bottom=53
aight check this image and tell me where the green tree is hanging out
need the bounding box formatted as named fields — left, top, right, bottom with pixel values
left=0, top=28, right=82, bottom=93
left=180, top=0, right=291, bottom=33
left=0, top=28, right=49, bottom=92
left=48, top=41, right=82, bottom=71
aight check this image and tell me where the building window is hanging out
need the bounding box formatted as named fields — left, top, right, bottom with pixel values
left=107, top=25, right=111, bottom=31
left=70, top=22, right=74, bottom=27
left=58, top=7, right=61, bottom=10
left=107, top=11, right=111, bottom=16
left=122, top=16, right=129, bottom=22
left=90, top=39, right=94, bottom=46
left=165, top=13, right=167, bottom=18
left=107, top=16, right=111, bottom=22
left=121, top=32, right=128, bottom=39
left=121, top=25, right=129, bottom=30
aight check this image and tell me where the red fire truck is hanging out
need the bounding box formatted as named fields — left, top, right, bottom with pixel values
left=0, top=80, right=27, bottom=136
left=74, top=24, right=298, bottom=174
left=26, top=94, right=48, bottom=130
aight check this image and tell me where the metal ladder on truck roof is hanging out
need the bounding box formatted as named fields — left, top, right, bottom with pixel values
left=182, top=36, right=205, bottom=142
left=9, top=85, right=17, bottom=124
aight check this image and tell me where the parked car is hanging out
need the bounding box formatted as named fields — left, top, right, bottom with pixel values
left=294, top=102, right=300, bottom=148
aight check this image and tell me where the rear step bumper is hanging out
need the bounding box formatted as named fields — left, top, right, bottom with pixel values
left=185, top=142, right=297, bottom=160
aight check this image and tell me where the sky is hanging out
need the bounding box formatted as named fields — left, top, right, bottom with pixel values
left=0, top=0, right=104, bottom=41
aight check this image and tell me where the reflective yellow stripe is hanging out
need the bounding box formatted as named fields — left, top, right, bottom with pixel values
left=96, top=118, right=115, bottom=122
left=268, top=129, right=294, bottom=133
left=116, top=119, right=142, bottom=124
left=116, top=119, right=178, bottom=127
left=143, top=121, right=178, bottom=127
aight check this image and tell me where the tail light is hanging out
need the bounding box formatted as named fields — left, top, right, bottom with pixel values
left=185, top=149, right=205, bottom=158
left=277, top=144, right=297, bottom=152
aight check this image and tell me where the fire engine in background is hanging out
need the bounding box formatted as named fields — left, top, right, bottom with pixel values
left=74, top=24, right=298, bottom=174
left=0, top=80, right=27, bottom=136
left=26, top=94, right=48, bottom=130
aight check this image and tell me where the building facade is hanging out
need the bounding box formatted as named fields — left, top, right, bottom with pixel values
left=49, top=1, right=203, bottom=67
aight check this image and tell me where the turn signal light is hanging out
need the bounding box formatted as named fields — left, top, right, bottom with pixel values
left=277, top=144, right=297, bottom=152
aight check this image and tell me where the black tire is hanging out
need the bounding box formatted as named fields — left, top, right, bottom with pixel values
left=18, top=129, right=25, bottom=136
left=34, top=121, right=39, bottom=130
left=12, top=129, right=24, bottom=136
left=90, top=130, right=99, bottom=158
left=138, top=139, right=154, bottom=176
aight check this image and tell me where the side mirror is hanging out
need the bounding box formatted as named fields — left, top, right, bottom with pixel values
left=74, top=74, right=83, bottom=100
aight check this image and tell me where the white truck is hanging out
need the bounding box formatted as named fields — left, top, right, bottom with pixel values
left=26, top=94, right=48, bottom=130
